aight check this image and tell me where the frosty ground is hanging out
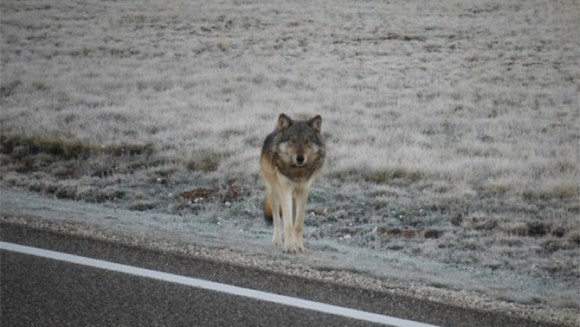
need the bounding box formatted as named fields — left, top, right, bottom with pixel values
left=1, top=0, right=579, bottom=325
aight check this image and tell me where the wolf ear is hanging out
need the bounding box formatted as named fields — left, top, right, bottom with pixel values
left=308, top=115, right=322, bottom=133
left=277, top=113, right=293, bottom=132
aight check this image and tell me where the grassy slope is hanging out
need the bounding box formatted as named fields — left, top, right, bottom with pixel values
left=1, top=0, right=579, bottom=313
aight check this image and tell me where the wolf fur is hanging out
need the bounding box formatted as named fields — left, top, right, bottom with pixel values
left=260, top=113, right=326, bottom=253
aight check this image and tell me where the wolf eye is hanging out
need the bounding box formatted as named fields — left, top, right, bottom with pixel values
left=304, top=138, right=311, bottom=145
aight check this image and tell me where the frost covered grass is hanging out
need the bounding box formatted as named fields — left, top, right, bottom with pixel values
left=1, top=0, right=579, bottom=314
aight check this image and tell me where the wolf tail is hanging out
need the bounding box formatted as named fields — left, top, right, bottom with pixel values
left=263, top=193, right=273, bottom=224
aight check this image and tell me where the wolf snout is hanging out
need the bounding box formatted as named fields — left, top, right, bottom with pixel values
left=295, top=155, right=306, bottom=165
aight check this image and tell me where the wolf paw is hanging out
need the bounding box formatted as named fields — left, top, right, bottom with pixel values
left=283, top=242, right=305, bottom=254
left=272, top=228, right=283, bottom=247
left=296, top=242, right=305, bottom=253
left=272, top=239, right=282, bottom=247
left=272, top=236, right=282, bottom=247
left=283, top=243, right=298, bottom=254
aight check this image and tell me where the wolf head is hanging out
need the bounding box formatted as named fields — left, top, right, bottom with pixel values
left=275, top=113, right=324, bottom=167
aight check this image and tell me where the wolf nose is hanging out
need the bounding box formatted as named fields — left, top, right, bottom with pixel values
left=296, top=155, right=305, bottom=164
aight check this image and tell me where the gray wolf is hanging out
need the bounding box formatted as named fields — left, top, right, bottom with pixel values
left=260, top=113, right=326, bottom=253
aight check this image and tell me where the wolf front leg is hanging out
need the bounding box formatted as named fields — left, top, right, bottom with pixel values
left=293, top=189, right=309, bottom=253
left=278, top=187, right=296, bottom=253
left=267, top=187, right=283, bottom=247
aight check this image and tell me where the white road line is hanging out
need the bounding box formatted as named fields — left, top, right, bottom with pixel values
left=0, top=241, right=440, bottom=327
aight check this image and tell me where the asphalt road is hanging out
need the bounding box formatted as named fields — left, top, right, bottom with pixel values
left=0, top=223, right=561, bottom=327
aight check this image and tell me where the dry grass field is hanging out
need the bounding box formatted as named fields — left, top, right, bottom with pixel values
left=1, top=0, right=579, bottom=319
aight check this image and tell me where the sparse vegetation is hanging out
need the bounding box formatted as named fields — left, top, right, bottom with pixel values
left=185, top=150, right=232, bottom=173
left=0, top=134, right=154, bottom=160
left=363, top=168, right=427, bottom=184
